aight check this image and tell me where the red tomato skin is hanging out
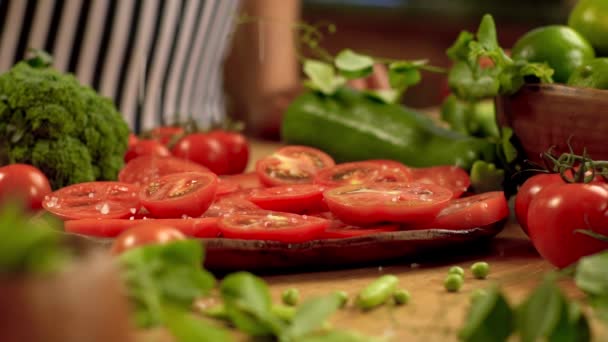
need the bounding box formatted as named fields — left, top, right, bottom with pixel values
left=410, top=165, right=470, bottom=198
left=515, top=173, right=564, bottom=234
left=203, top=195, right=261, bottom=217
left=321, top=222, right=399, bottom=239
left=527, top=183, right=608, bottom=268
left=420, top=191, right=509, bottom=230
left=248, top=184, right=327, bottom=214
left=140, top=172, right=218, bottom=218
left=0, top=164, right=52, bottom=210
left=43, top=182, right=141, bottom=220
left=125, top=139, right=171, bottom=162
left=314, top=161, right=411, bottom=188
left=323, top=182, right=453, bottom=226
left=218, top=211, right=330, bottom=243
left=119, top=155, right=209, bottom=186
left=66, top=217, right=220, bottom=238
left=221, top=172, right=263, bottom=190
left=208, top=131, right=250, bottom=174
left=256, top=146, right=335, bottom=187
left=216, top=177, right=241, bottom=197
left=171, top=133, right=230, bottom=175
left=149, top=126, right=185, bottom=145
left=128, top=133, right=139, bottom=149
left=110, top=223, right=186, bottom=254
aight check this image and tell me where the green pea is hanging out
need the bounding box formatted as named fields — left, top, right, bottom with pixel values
left=444, top=274, right=464, bottom=292
left=356, top=274, right=399, bottom=310
left=393, top=289, right=411, bottom=305
left=282, top=288, right=300, bottom=306
left=471, top=262, right=490, bottom=279
left=335, top=290, right=349, bottom=308
left=448, top=266, right=465, bottom=277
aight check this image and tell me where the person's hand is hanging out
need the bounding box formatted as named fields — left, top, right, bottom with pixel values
left=347, top=64, right=390, bottom=90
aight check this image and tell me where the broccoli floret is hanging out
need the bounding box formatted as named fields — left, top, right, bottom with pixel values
left=0, top=61, right=129, bottom=189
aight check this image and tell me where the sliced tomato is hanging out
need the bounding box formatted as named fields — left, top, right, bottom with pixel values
left=314, top=161, right=411, bottom=188
left=110, top=223, right=186, bottom=254
left=140, top=172, right=217, bottom=218
left=366, top=160, right=413, bottom=178
left=43, top=182, right=141, bottom=220
left=218, top=211, right=329, bottom=243
left=203, top=195, right=261, bottom=218
left=248, top=184, right=327, bottom=214
left=216, top=177, right=241, bottom=197
left=321, top=220, right=399, bottom=239
left=323, top=182, right=452, bottom=226
left=64, top=217, right=220, bottom=238
left=119, top=155, right=210, bottom=186
left=256, top=146, right=335, bottom=186
left=419, top=191, right=509, bottom=230
left=220, top=172, right=263, bottom=190
left=410, top=165, right=470, bottom=198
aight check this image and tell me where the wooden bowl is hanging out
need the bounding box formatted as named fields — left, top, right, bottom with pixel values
left=495, top=83, right=608, bottom=165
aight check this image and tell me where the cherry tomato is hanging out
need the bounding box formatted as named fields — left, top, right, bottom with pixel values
left=208, top=130, right=250, bottom=174
left=321, top=220, right=398, bottom=239
left=0, top=164, right=52, bottom=210
left=110, top=223, right=186, bottom=254
left=323, top=182, right=452, bottom=226
left=528, top=183, right=608, bottom=268
left=65, top=217, right=220, bottom=238
left=410, top=165, right=470, bottom=198
left=140, top=172, right=217, bottom=218
left=256, top=146, right=335, bottom=186
left=171, top=133, right=230, bottom=175
left=124, top=139, right=171, bottom=163
left=43, top=182, right=141, bottom=220
left=248, top=184, right=327, bottom=214
left=128, top=133, right=139, bottom=149
left=203, top=195, right=260, bottom=218
left=314, top=161, right=411, bottom=188
left=218, top=211, right=329, bottom=243
left=216, top=177, right=241, bottom=197
left=221, top=172, right=263, bottom=189
left=149, top=126, right=185, bottom=145
left=420, top=191, right=509, bottom=230
left=119, top=155, right=209, bottom=186
left=514, top=173, right=564, bottom=234
left=367, top=160, right=413, bottom=178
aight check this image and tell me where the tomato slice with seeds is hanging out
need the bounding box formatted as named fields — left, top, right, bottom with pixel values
left=314, top=161, right=411, bottom=188
left=43, top=182, right=141, bottom=220
left=248, top=184, right=327, bottom=214
left=218, top=211, right=329, bottom=243
left=323, top=182, right=452, bottom=226
left=419, top=191, right=509, bottom=230
left=410, top=165, right=470, bottom=198
left=256, top=146, right=335, bottom=186
left=119, top=155, right=210, bottom=186
left=220, top=172, right=263, bottom=189
left=140, top=172, right=217, bottom=218
left=64, top=217, right=220, bottom=238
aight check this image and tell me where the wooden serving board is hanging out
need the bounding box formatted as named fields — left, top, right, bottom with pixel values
left=67, top=221, right=505, bottom=272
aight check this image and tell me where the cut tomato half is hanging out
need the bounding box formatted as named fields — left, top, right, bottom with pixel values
left=216, top=177, right=241, bottom=197
left=323, top=182, right=453, bottom=226
left=64, top=217, right=220, bottom=238
left=248, top=184, right=327, bottom=214
left=410, top=165, right=470, bottom=198
left=43, top=182, right=141, bottom=220
left=203, top=195, right=261, bottom=217
left=119, top=155, right=210, bottom=186
left=314, top=161, right=411, bottom=188
left=256, top=146, right=335, bottom=186
left=140, top=172, right=217, bottom=218
left=218, top=211, right=329, bottom=243
left=420, top=191, right=509, bottom=230
left=220, top=172, right=263, bottom=189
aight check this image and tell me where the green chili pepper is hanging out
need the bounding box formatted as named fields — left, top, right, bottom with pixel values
left=282, top=89, right=496, bottom=171
left=356, top=274, right=399, bottom=310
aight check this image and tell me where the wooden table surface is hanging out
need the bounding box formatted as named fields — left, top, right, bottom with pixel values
left=246, top=140, right=604, bottom=341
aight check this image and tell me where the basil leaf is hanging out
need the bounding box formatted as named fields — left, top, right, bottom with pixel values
left=296, top=330, right=379, bottom=342
left=388, top=62, right=422, bottom=90
left=220, top=271, right=285, bottom=336
left=335, top=49, right=374, bottom=79
left=162, top=305, right=234, bottom=342
left=517, top=279, right=565, bottom=342
left=448, top=61, right=500, bottom=100
left=470, top=160, right=504, bottom=193
left=281, top=293, right=342, bottom=340
left=458, top=286, right=514, bottom=342
left=575, top=251, right=608, bottom=297
left=549, top=302, right=591, bottom=342
left=447, top=31, right=474, bottom=61
left=303, top=60, right=346, bottom=95
left=588, top=296, right=608, bottom=323
left=362, top=89, right=400, bottom=104
left=476, top=14, right=499, bottom=52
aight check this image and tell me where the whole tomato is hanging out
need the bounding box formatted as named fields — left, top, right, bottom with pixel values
left=207, top=130, right=249, bottom=174
left=110, top=223, right=186, bottom=255
left=527, top=183, right=608, bottom=268
left=514, top=173, right=564, bottom=234
left=149, top=126, right=185, bottom=145
left=128, top=133, right=139, bottom=149
left=171, top=133, right=230, bottom=175
left=0, top=164, right=52, bottom=210
left=125, top=139, right=171, bottom=162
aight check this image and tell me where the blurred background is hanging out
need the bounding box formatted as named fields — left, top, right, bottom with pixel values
left=224, top=0, right=578, bottom=136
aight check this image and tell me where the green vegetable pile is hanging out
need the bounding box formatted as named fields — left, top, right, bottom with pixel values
left=0, top=52, right=129, bottom=189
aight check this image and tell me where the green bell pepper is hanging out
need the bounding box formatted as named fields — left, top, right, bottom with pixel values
left=281, top=89, right=496, bottom=170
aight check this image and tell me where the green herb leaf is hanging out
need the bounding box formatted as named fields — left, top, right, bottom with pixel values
left=458, top=286, right=514, bottom=342
left=362, top=89, right=400, bottom=104
left=575, top=251, right=608, bottom=297
left=335, top=49, right=374, bottom=79
left=447, top=31, right=474, bottom=61
left=303, top=60, right=346, bottom=95
left=476, top=14, right=499, bottom=52
left=549, top=302, right=591, bottom=342
left=388, top=61, right=423, bottom=90
left=448, top=61, right=500, bottom=101
left=162, top=305, right=234, bottom=342
left=281, top=293, right=342, bottom=341
left=220, top=271, right=285, bottom=336
left=517, top=279, right=565, bottom=342
left=469, top=160, right=504, bottom=193
left=297, top=330, right=380, bottom=342
left=500, top=127, right=517, bottom=163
